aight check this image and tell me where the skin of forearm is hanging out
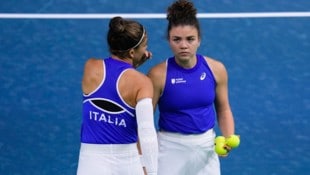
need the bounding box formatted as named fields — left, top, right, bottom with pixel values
left=217, top=110, right=235, bottom=137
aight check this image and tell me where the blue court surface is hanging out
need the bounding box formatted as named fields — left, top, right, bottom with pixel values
left=0, top=0, right=309, bottom=174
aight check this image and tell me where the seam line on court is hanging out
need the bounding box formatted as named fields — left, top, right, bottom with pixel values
left=0, top=12, right=310, bottom=19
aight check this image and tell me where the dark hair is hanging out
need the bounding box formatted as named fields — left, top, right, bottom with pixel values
left=107, top=16, right=145, bottom=58
left=166, top=0, right=201, bottom=39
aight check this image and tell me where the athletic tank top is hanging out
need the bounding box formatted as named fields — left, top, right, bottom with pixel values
left=81, top=57, right=137, bottom=144
left=158, top=54, right=216, bottom=134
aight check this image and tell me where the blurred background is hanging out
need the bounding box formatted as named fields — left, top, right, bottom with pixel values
left=0, top=0, right=309, bottom=174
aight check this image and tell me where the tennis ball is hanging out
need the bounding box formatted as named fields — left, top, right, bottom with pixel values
left=215, top=136, right=226, bottom=144
left=215, top=142, right=228, bottom=156
left=226, top=135, right=240, bottom=148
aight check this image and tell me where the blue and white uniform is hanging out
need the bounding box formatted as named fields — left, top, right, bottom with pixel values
left=81, top=57, right=137, bottom=144
left=77, top=57, right=144, bottom=175
left=157, top=54, right=220, bottom=175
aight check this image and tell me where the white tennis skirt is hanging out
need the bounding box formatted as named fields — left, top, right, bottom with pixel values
left=157, top=129, right=221, bottom=175
left=76, top=143, right=144, bottom=175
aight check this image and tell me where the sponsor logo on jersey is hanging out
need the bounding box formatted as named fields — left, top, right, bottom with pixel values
left=171, top=78, right=186, bottom=84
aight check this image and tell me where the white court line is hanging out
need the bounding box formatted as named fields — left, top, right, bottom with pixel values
left=0, top=12, right=310, bottom=19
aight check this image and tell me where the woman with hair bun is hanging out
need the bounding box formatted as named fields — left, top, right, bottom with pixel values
left=77, top=16, right=158, bottom=175
left=148, top=0, right=237, bottom=174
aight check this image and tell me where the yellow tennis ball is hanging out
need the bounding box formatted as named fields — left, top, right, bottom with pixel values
left=226, top=135, right=240, bottom=148
left=215, top=136, right=226, bottom=144
left=215, top=142, right=228, bottom=155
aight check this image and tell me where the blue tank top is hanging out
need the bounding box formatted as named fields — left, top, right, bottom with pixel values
left=81, top=57, right=137, bottom=144
left=158, top=54, right=216, bottom=134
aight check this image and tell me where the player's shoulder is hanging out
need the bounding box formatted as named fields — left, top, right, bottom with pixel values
left=125, top=68, right=151, bottom=82
left=203, top=55, right=228, bottom=82
left=204, top=56, right=226, bottom=72
left=148, top=61, right=167, bottom=78
left=84, top=58, right=102, bottom=69
left=83, top=58, right=103, bottom=76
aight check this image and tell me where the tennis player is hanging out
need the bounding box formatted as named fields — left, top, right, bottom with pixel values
left=147, top=0, right=236, bottom=174
left=77, top=16, right=158, bottom=175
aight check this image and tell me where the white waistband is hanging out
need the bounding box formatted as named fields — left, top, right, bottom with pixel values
left=158, top=129, right=215, bottom=143
left=79, top=143, right=138, bottom=154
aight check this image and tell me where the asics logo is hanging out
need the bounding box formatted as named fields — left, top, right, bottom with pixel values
left=200, top=72, right=206, bottom=80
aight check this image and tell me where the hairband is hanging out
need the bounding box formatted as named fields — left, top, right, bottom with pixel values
left=125, top=26, right=145, bottom=51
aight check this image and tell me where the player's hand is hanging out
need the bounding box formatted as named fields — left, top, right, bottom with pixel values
left=219, top=144, right=231, bottom=157
left=144, top=50, right=152, bottom=59
left=215, top=134, right=240, bottom=157
left=134, top=50, right=152, bottom=68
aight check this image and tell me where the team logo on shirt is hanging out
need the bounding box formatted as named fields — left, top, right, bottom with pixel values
left=90, top=99, right=125, bottom=113
left=84, top=98, right=134, bottom=127
left=200, top=72, right=206, bottom=80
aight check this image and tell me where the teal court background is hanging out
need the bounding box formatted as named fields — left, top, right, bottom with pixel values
left=0, top=0, right=309, bottom=174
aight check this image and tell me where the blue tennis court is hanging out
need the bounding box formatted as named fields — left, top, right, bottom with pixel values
left=0, top=0, right=309, bottom=174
